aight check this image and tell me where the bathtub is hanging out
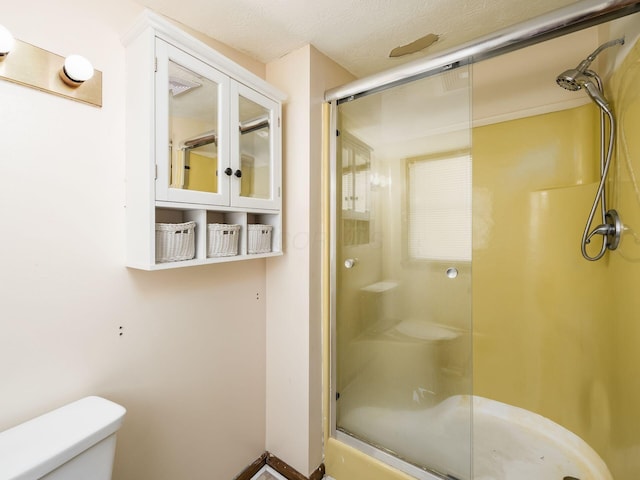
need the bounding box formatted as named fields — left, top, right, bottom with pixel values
left=337, top=394, right=612, bottom=480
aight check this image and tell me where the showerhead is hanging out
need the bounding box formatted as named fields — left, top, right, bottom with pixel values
left=556, top=37, right=625, bottom=88
left=556, top=68, right=611, bottom=113
left=556, top=68, right=584, bottom=91
left=556, top=37, right=624, bottom=112
left=556, top=69, right=610, bottom=111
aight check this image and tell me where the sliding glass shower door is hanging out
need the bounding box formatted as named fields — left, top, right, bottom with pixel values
left=332, top=66, right=473, bottom=480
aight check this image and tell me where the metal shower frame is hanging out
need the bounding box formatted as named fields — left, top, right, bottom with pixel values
left=325, top=0, right=640, bottom=104
left=326, top=1, right=640, bottom=479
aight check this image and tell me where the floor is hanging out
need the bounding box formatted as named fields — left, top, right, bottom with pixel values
left=249, top=464, right=334, bottom=480
left=250, top=465, right=289, bottom=480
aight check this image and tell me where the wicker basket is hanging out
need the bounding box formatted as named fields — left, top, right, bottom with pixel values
left=248, top=224, right=273, bottom=254
left=207, top=223, right=240, bottom=257
left=155, top=221, right=196, bottom=263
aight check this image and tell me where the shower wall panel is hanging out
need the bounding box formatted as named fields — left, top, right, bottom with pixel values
left=608, top=35, right=640, bottom=480
left=472, top=104, right=615, bottom=466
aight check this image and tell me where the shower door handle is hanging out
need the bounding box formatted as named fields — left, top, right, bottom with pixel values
left=344, top=258, right=358, bottom=269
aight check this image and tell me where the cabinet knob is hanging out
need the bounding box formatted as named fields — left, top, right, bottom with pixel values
left=224, top=167, right=233, bottom=176
left=234, top=169, right=242, bottom=178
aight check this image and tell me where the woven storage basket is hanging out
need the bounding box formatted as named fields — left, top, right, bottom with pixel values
left=248, top=224, right=273, bottom=254
left=207, top=223, right=240, bottom=257
left=155, top=221, right=196, bottom=263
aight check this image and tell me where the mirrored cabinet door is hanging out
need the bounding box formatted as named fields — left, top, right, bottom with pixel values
left=231, top=82, right=281, bottom=210
left=155, top=39, right=230, bottom=205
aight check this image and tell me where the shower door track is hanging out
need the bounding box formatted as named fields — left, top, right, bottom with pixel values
left=335, top=431, right=446, bottom=480
left=324, top=0, right=640, bottom=104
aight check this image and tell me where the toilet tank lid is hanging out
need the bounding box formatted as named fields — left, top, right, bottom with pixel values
left=0, top=396, right=126, bottom=480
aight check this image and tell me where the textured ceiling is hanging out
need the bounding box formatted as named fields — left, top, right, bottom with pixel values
left=141, top=0, right=581, bottom=77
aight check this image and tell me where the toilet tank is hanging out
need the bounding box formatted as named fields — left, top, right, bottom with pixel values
left=0, top=396, right=126, bottom=480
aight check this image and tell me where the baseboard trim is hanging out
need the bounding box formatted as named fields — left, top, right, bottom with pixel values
left=234, top=452, right=268, bottom=480
left=234, top=451, right=325, bottom=480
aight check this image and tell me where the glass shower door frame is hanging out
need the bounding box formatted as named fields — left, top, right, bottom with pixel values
left=328, top=101, right=453, bottom=480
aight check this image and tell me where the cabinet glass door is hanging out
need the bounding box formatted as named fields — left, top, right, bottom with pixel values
left=231, top=83, right=281, bottom=210
left=155, top=39, right=230, bottom=205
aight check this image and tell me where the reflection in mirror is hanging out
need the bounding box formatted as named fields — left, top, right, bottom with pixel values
left=239, top=95, right=271, bottom=200
left=168, top=60, right=219, bottom=193
left=341, top=132, right=372, bottom=246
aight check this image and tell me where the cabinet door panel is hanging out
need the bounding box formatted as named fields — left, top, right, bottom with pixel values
left=231, top=82, right=281, bottom=210
left=155, top=39, right=230, bottom=205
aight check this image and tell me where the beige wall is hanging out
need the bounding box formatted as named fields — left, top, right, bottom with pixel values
left=0, top=2, right=272, bottom=479
left=265, top=44, right=354, bottom=476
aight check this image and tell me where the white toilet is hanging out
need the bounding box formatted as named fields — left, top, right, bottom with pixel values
left=0, top=396, right=126, bottom=480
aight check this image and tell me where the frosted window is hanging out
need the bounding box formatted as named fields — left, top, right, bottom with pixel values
left=408, top=155, right=471, bottom=261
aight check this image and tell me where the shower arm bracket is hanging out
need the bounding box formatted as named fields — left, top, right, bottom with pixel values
left=585, top=209, right=622, bottom=251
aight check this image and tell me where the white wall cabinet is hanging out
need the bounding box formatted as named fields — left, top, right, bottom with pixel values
left=123, top=10, right=285, bottom=270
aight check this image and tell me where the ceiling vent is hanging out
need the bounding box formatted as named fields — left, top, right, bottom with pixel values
left=169, top=76, right=201, bottom=96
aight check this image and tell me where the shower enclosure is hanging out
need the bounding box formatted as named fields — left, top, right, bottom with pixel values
left=327, top=2, right=640, bottom=479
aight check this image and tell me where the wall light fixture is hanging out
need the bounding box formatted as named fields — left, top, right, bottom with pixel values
left=60, top=54, right=94, bottom=87
left=0, top=24, right=15, bottom=58
left=0, top=25, right=101, bottom=107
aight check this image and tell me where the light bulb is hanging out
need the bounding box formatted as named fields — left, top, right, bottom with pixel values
left=0, top=24, right=15, bottom=58
left=60, top=54, right=94, bottom=87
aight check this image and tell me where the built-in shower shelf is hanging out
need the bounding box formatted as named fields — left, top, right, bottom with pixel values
left=360, top=281, right=399, bottom=293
